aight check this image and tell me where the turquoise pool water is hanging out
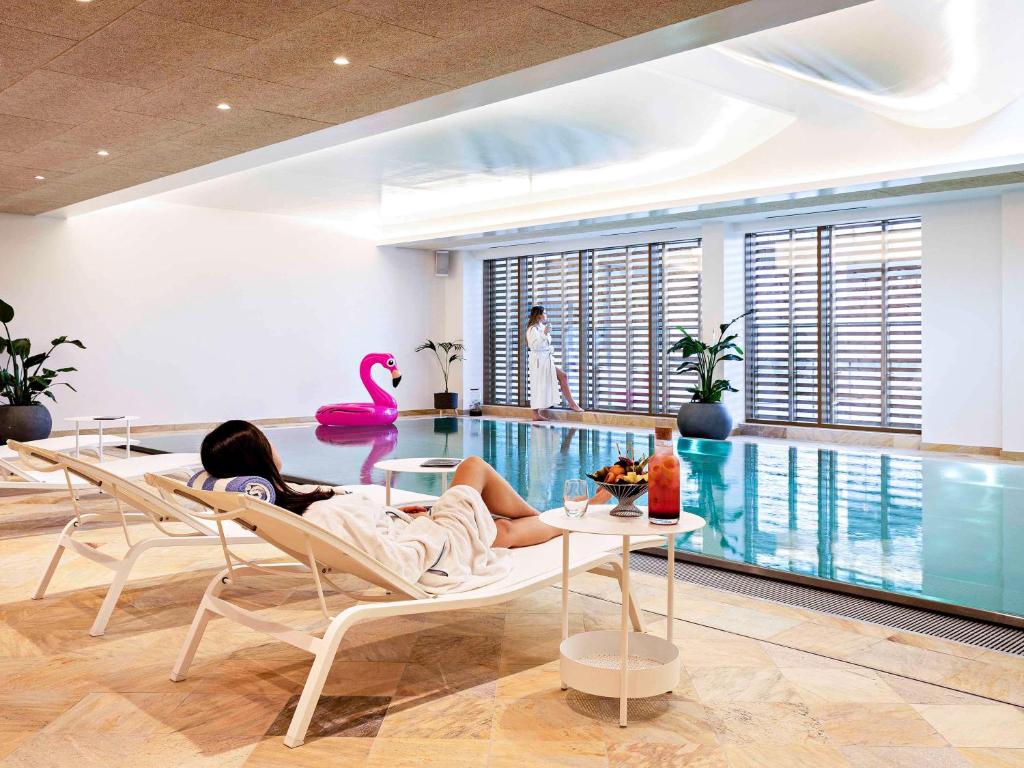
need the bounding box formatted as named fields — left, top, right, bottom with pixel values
left=139, top=417, right=1024, bottom=618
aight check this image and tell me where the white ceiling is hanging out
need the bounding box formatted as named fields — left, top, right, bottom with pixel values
left=56, top=0, right=1024, bottom=245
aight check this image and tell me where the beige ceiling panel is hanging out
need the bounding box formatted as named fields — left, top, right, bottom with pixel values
left=176, top=109, right=331, bottom=152
left=138, top=0, right=338, bottom=41
left=534, top=0, right=745, bottom=36
left=44, top=11, right=253, bottom=90
left=0, top=163, right=69, bottom=190
left=384, top=8, right=620, bottom=87
left=52, top=110, right=200, bottom=152
left=0, top=22, right=76, bottom=90
left=0, top=114, right=73, bottom=153
left=111, top=140, right=238, bottom=173
left=0, top=182, right=98, bottom=214
left=269, top=65, right=445, bottom=123
left=0, top=0, right=144, bottom=40
left=342, top=0, right=534, bottom=40
left=123, top=68, right=305, bottom=122
left=2, top=140, right=115, bottom=174
left=211, top=9, right=437, bottom=89
left=0, top=70, right=147, bottom=123
left=55, top=163, right=164, bottom=194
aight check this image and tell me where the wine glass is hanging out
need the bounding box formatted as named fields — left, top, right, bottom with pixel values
left=563, top=479, right=589, bottom=518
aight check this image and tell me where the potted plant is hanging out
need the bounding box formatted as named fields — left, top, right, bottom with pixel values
left=668, top=311, right=750, bottom=441
left=415, top=339, right=465, bottom=411
left=0, top=297, right=85, bottom=443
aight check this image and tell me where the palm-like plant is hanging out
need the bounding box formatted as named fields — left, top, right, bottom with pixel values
left=669, top=310, right=751, bottom=404
left=415, top=339, right=465, bottom=393
left=0, top=298, right=85, bottom=406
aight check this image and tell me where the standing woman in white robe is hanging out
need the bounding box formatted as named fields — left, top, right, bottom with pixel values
left=525, top=305, right=583, bottom=420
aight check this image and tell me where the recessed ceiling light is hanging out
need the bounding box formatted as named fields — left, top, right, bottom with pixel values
left=333, top=56, right=349, bottom=66
left=96, top=149, right=109, bottom=156
left=34, top=175, right=45, bottom=180
left=216, top=103, right=231, bottom=110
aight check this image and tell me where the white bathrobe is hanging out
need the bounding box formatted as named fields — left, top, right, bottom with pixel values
left=526, top=323, right=560, bottom=410
left=301, top=485, right=512, bottom=594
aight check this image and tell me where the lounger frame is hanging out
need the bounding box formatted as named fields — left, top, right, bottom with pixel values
left=146, top=474, right=657, bottom=748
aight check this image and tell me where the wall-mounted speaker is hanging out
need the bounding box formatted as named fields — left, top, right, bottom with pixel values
left=434, top=250, right=451, bottom=277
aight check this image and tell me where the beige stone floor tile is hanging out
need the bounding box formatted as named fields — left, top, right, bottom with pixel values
left=846, top=640, right=973, bottom=687
left=491, top=689, right=605, bottom=741
left=39, top=690, right=189, bottom=734
left=688, top=666, right=804, bottom=704
left=781, top=667, right=903, bottom=704
left=0, top=730, right=34, bottom=760
left=704, top=702, right=828, bottom=744
left=677, top=637, right=776, bottom=669
left=694, top=604, right=804, bottom=641
left=887, top=631, right=986, bottom=660
left=942, top=661, right=1024, bottom=707
left=722, top=742, right=852, bottom=767
left=0, top=690, right=81, bottom=732
left=767, top=622, right=884, bottom=659
left=365, top=737, right=489, bottom=767
left=811, top=703, right=946, bottom=746
left=409, top=631, right=503, bottom=668
left=393, top=661, right=497, bottom=701
left=244, top=735, right=373, bottom=767
left=758, top=642, right=855, bottom=670
left=840, top=746, right=974, bottom=767
left=958, top=747, right=1024, bottom=767
left=914, top=704, right=1024, bottom=748
left=163, top=692, right=290, bottom=736
left=605, top=741, right=728, bottom=767
left=587, top=695, right=719, bottom=747
left=974, top=651, right=1024, bottom=673
left=876, top=671, right=994, bottom=705
left=377, top=691, right=495, bottom=740
left=490, top=739, right=608, bottom=767
left=191, top=659, right=406, bottom=697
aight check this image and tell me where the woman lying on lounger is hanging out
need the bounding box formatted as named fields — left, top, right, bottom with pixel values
left=200, top=420, right=561, bottom=552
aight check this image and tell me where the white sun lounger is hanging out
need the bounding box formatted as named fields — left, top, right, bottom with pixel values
left=0, top=434, right=135, bottom=461
left=0, top=442, right=200, bottom=492
left=17, top=443, right=258, bottom=636
left=146, top=474, right=660, bottom=749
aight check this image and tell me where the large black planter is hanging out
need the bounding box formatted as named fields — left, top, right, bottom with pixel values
left=0, top=404, right=53, bottom=443
left=676, top=402, right=733, bottom=441
left=434, top=392, right=459, bottom=410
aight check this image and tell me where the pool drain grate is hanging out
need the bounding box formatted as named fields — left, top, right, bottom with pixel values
left=629, top=552, right=1024, bottom=656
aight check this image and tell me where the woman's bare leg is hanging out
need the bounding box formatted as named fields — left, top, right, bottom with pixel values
left=556, top=368, right=583, bottom=412
left=450, top=456, right=560, bottom=547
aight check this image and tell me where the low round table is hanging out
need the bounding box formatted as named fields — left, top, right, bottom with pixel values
left=539, top=505, right=705, bottom=727
left=373, top=457, right=462, bottom=506
left=65, top=415, right=139, bottom=462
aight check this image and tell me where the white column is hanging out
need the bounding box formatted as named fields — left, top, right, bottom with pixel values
left=1001, top=192, right=1024, bottom=454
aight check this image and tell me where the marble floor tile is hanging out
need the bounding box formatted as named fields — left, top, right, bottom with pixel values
left=722, top=742, right=852, bottom=767
left=491, top=689, right=605, bottom=741
left=605, top=741, right=728, bottom=767
left=364, top=737, right=489, bottom=768
left=703, top=702, right=829, bottom=744
left=846, top=640, right=973, bottom=687
left=41, top=691, right=190, bottom=734
left=688, top=666, right=804, bottom=704
left=914, top=704, right=1024, bottom=748
left=677, top=637, right=777, bottom=669
left=957, top=747, right=1024, bottom=767
left=781, top=667, right=904, bottom=704
left=811, top=703, right=946, bottom=746
left=840, top=746, right=974, bottom=768
left=767, top=622, right=883, bottom=659
left=265, top=695, right=391, bottom=740
left=876, top=672, right=992, bottom=705
left=490, top=739, right=608, bottom=767
left=377, top=692, right=495, bottom=739
left=243, top=735, right=373, bottom=767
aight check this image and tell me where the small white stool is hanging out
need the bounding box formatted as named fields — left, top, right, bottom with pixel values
left=373, top=457, right=462, bottom=506
left=66, top=416, right=139, bottom=462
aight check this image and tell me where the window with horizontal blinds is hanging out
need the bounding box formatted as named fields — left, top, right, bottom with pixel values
left=745, top=216, right=922, bottom=431
left=483, top=239, right=702, bottom=416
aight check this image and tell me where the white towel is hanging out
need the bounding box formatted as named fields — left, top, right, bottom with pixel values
left=302, top=484, right=512, bottom=594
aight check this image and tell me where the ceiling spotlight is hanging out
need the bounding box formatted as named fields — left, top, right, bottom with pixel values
left=34, top=175, right=45, bottom=180
left=96, top=149, right=109, bottom=156
left=216, top=102, right=231, bottom=110
left=333, top=56, right=350, bottom=66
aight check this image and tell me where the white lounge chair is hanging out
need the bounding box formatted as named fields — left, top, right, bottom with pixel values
left=16, top=443, right=242, bottom=636
left=0, top=434, right=134, bottom=460
left=146, top=474, right=659, bottom=749
left=0, top=441, right=199, bottom=492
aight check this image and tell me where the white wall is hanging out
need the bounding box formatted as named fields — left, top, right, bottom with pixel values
left=0, top=203, right=442, bottom=426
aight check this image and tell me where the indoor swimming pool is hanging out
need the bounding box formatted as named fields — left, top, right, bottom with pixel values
left=138, top=417, right=1023, bottom=620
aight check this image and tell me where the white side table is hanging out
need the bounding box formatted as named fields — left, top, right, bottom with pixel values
left=66, top=416, right=139, bottom=462
left=539, top=505, right=705, bottom=727
left=373, top=457, right=462, bottom=506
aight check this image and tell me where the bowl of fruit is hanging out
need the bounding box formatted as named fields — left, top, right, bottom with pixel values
left=587, top=454, right=650, bottom=517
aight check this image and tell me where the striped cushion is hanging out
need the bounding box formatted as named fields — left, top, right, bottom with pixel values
left=187, top=470, right=276, bottom=503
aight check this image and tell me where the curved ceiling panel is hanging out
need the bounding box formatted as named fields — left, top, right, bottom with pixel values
left=717, top=0, right=1024, bottom=128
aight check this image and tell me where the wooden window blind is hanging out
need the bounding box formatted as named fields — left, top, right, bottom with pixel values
left=745, top=216, right=922, bottom=431
left=483, top=239, right=702, bottom=416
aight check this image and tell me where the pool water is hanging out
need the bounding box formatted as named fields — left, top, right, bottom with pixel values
left=139, top=417, right=1024, bottom=618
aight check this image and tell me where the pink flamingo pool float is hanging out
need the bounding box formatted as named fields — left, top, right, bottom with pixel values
left=316, top=353, right=402, bottom=427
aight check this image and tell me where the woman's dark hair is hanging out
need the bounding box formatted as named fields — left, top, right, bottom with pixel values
left=200, top=420, right=333, bottom=515
left=526, top=305, right=545, bottom=331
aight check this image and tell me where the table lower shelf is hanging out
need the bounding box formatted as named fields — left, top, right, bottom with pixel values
left=560, top=630, right=680, bottom=699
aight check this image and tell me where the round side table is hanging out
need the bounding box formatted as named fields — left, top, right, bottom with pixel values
left=539, top=505, right=705, bottom=727
left=65, top=415, right=139, bottom=462
left=373, top=457, right=462, bottom=506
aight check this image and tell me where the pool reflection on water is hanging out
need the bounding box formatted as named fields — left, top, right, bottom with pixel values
left=137, top=417, right=1024, bottom=618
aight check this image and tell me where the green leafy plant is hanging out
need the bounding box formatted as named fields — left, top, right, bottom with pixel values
left=669, top=310, right=751, bottom=404
left=0, top=297, right=85, bottom=406
left=415, top=339, right=465, bottom=393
